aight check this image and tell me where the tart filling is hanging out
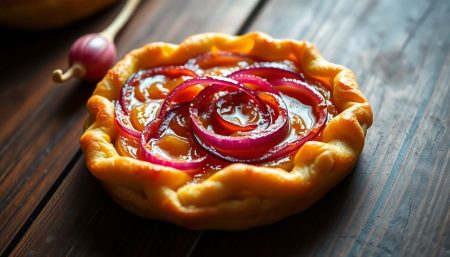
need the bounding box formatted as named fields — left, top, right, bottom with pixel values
left=114, top=51, right=338, bottom=180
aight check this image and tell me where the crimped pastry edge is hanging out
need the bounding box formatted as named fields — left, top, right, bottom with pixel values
left=80, top=32, right=373, bottom=230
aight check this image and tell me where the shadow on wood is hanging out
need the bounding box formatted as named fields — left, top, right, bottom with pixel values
left=191, top=163, right=360, bottom=257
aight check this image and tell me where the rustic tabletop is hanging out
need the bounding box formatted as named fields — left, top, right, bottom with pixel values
left=0, top=0, right=449, bottom=256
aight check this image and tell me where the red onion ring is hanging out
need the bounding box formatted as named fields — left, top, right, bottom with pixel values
left=271, top=78, right=328, bottom=114
left=157, top=76, right=246, bottom=119
left=116, top=61, right=329, bottom=171
left=115, top=66, right=197, bottom=138
left=120, top=66, right=198, bottom=114
left=194, top=77, right=328, bottom=163
left=212, top=91, right=259, bottom=133
left=229, top=66, right=304, bottom=82
left=140, top=104, right=207, bottom=173
left=189, top=77, right=289, bottom=153
left=114, top=101, right=141, bottom=138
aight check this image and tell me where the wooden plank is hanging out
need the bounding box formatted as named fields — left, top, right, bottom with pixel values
left=4, top=0, right=260, bottom=256
left=0, top=3, right=122, bottom=146
left=0, top=8, right=121, bottom=254
left=10, top=158, right=201, bottom=257
left=190, top=0, right=450, bottom=256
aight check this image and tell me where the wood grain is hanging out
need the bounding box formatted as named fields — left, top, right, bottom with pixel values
left=10, top=158, right=201, bottom=257
left=1, top=0, right=259, bottom=256
left=190, top=0, right=450, bottom=256
left=1, top=0, right=449, bottom=256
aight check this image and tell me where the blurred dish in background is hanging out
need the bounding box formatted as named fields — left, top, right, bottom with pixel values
left=0, top=0, right=118, bottom=29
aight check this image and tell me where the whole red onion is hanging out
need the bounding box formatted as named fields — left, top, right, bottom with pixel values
left=68, top=33, right=117, bottom=82
left=52, top=0, right=141, bottom=83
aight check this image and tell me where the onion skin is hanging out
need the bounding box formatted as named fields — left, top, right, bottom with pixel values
left=69, top=33, right=117, bottom=82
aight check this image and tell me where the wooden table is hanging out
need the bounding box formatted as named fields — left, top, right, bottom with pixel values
left=1, top=0, right=449, bottom=256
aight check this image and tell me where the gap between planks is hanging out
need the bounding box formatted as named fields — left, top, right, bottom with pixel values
left=0, top=150, right=82, bottom=257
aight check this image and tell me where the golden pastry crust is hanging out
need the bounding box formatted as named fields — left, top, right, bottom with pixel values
left=80, top=32, right=373, bottom=230
left=0, top=0, right=117, bottom=29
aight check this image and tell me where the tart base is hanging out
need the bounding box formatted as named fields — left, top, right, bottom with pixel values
left=80, top=32, right=372, bottom=230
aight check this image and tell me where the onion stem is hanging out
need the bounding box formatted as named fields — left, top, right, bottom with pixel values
left=52, top=63, right=86, bottom=82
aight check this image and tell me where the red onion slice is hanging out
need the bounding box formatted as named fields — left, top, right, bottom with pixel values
left=120, top=66, right=198, bottom=114
left=191, top=74, right=328, bottom=163
left=212, top=91, right=260, bottom=134
left=157, top=76, right=232, bottom=119
left=229, top=67, right=304, bottom=82
left=114, top=101, right=141, bottom=138
left=116, top=61, right=330, bottom=172
left=140, top=105, right=207, bottom=173
left=189, top=78, right=290, bottom=161
left=257, top=78, right=328, bottom=162
left=271, top=78, right=328, bottom=115
left=227, top=74, right=279, bottom=95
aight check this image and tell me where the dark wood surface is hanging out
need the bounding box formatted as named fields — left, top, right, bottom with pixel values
left=0, top=0, right=448, bottom=256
